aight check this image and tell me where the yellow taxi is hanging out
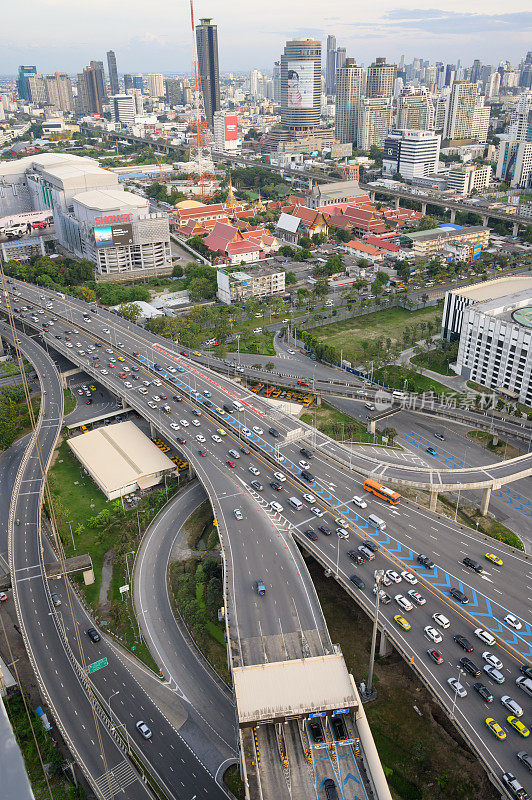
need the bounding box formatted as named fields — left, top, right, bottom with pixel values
left=485, top=553, right=503, bottom=566
left=89, top=385, right=97, bottom=391
left=216, top=407, right=225, bottom=415
left=485, top=718, right=506, bottom=740
left=216, top=428, right=227, bottom=436
left=393, top=615, right=411, bottom=631
left=117, top=356, right=125, bottom=362
left=507, top=716, right=530, bottom=737
left=192, top=351, right=201, bottom=357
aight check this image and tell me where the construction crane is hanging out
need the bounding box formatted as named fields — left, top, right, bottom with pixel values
left=153, top=154, right=164, bottom=182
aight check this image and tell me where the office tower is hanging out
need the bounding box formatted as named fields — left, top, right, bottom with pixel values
left=124, top=74, right=133, bottom=93
left=325, top=35, right=337, bottom=95
left=77, top=62, right=106, bottom=114
left=147, top=74, right=164, bottom=98
left=196, top=17, right=220, bottom=126
left=471, top=59, right=482, bottom=83
left=281, top=38, right=322, bottom=134
left=520, top=62, right=532, bottom=90
left=508, top=92, right=532, bottom=142
left=133, top=75, right=144, bottom=93
left=165, top=78, right=182, bottom=106
left=273, top=61, right=281, bottom=103
left=129, top=89, right=144, bottom=114
left=357, top=97, right=393, bottom=149
left=396, top=86, right=434, bottom=131
left=445, top=64, right=456, bottom=88
left=383, top=129, right=441, bottom=179
left=27, top=74, right=47, bottom=105
left=17, top=66, right=37, bottom=101
left=435, top=63, right=445, bottom=90
left=366, top=57, right=397, bottom=98
left=335, top=58, right=363, bottom=144
left=497, top=141, right=532, bottom=187
left=91, top=60, right=106, bottom=100
left=445, top=81, right=480, bottom=140
left=107, top=50, right=119, bottom=95
left=336, top=47, right=346, bottom=77
left=110, top=94, right=135, bottom=125
left=44, top=72, right=74, bottom=112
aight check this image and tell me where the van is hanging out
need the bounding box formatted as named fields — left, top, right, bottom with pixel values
left=368, top=514, right=386, bottom=530
left=516, top=676, right=532, bottom=697
left=57, top=292, right=65, bottom=299
left=270, top=501, right=284, bottom=513
left=365, top=402, right=375, bottom=411
left=223, top=403, right=234, bottom=414
left=288, top=496, right=303, bottom=511
left=232, top=401, right=244, bottom=412
left=358, top=545, right=375, bottom=561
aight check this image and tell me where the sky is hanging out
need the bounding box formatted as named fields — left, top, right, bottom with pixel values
left=1, top=0, right=531, bottom=75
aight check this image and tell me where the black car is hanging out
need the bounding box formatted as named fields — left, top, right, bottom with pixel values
left=473, top=682, right=494, bottom=702
left=463, top=557, right=482, bottom=573
left=269, top=428, right=280, bottom=438
left=270, top=481, right=282, bottom=491
left=417, top=554, right=435, bottom=569
left=323, top=779, right=339, bottom=800
left=362, top=539, right=379, bottom=553
left=240, top=447, right=251, bottom=455
left=303, top=529, right=318, bottom=541
left=55, top=334, right=61, bottom=340
left=349, top=574, right=366, bottom=589
left=450, top=587, right=469, bottom=604
left=308, top=720, right=324, bottom=744
left=172, top=395, right=182, bottom=402
left=300, top=470, right=314, bottom=483
left=87, top=628, right=101, bottom=643
left=198, top=450, right=207, bottom=457
left=177, top=437, right=187, bottom=445
left=203, top=399, right=213, bottom=407
left=460, top=657, right=481, bottom=677
left=300, top=448, right=312, bottom=459
left=331, top=716, right=347, bottom=740
left=426, top=446, right=437, bottom=455
left=250, top=480, right=263, bottom=491
left=454, top=634, right=474, bottom=652
left=520, top=664, right=532, bottom=680
left=318, top=525, right=332, bottom=535
left=347, top=549, right=364, bottom=564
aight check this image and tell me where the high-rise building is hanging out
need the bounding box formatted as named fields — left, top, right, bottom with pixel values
left=17, top=66, right=37, bottom=102
left=335, top=59, right=363, bottom=144
left=445, top=64, right=456, bottom=87
left=27, top=74, right=47, bottom=105
left=445, top=81, right=486, bottom=141
left=110, top=94, right=135, bottom=125
left=77, top=62, right=106, bottom=115
left=107, top=50, right=119, bottom=96
left=213, top=111, right=240, bottom=151
left=165, top=78, right=182, bottom=107
left=366, top=58, right=396, bottom=98
left=133, top=75, right=144, bottom=94
left=281, top=38, right=322, bottom=134
left=325, top=35, right=337, bottom=95
left=336, top=47, right=346, bottom=77
left=250, top=70, right=262, bottom=98
left=383, top=129, right=441, bottom=179
left=488, top=72, right=501, bottom=99
left=196, top=17, right=220, bottom=126
left=357, top=97, right=393, bottom=149
left=396, top=86, right=434, bottom=130
left=124, top=74, right=133, bottom=93
left=44, top=73, right=74, bottom=112
left=147, top=74, right=164, bottom=98
left=273, top=61, right=281, bottom=103
left=471, top=59, right=482, bottom=84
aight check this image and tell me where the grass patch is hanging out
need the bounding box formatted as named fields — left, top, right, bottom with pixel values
left=374, top=364, right=451, bottom=395
left=410, top=342, right=458, bottom=376
left=4, top=693, right=84, bottom=800
left=183, top=500, right=214, bottom=549
left=63, top=389, right=77, bottom=414
left=307, top=560, right=499, bottom=800
left=0, top=385, right=41, bottom=450
left=300, top=401, right=398, bottom=447
left=468, top=430, right=519, bottom=460
left=225, top=331, right=275, bottom=357
left=224, top=764, right=245, bottom=800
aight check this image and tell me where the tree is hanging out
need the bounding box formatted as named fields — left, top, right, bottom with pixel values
left=285, top=271, right=296, bottom=285
left=188, top=277, right=217, bottom=301
left=76, top=286, right=97, bottom=303
left=172, top=264, right=184, bottom=278
left=118, top=302, right=141, bottom=322
left=314, top=276, right=329, bottom=299
left=278, top=245, right=295, bottom=258
left=298, top=235, right=312, bottom=249
left=418, top=215, right=439, bottom=231
left=395, top=260, right=411, bottom=282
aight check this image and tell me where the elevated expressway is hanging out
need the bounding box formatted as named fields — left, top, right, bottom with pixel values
left=3, top=280, right=531, bottom=798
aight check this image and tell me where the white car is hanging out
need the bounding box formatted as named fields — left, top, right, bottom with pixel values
left=500, top=696, right=523, bottom=717
left=299, top=460, right=310, bottom=469
left=352, top=496, right=367, bottom=509
left=395, top=594, right=413, bottom=612
left=153, top=379, right=162, bottom=386
left=242, top=427, right=252, bottom=438
left=483, top=652, right=503, bottom=670
left=212, top=435, right=222, bottom=443
left=335, top=517, right=349, bottom=528
left=336, top=528, right=349, bottom=539
left=139, top=387, right=148, bottom=395
left=105, top=348, right=113, bottom=354
left=103, top=328, right=110, bottom=334
left=147, top=401, right=157, bottom=409
left=196, top=434, right=206, bottom=443
left=274, top=472, right=286, bottom=482
left=65, top=342, right=73, bottom=348
left=386, top=570, right=402, bottom=584
left=424, top=625, right=442, bottom=643
left=170, top=422, right=180, bottom=431
left=180, top=420, right=189, bottom=427
left=504, top=613, right=522, bottom=630
left=432, top=613, right=450, bottom=629
left=275, top=453, right=286, bottom=463
left=401, top=571, right=418, bottom=585
left=191, top=419, right=200, bottom=427
left=408, top=590, right=426, bottom=606
left=287, top=349, right=295, bottom=354
left=135, top=720, right=152, bottom=740
left=152, top=395, right=161, bottom=402
left=100, top=369, right=108, bottom=375
left=484, top=664, right=505, bottom=684
left=124, top=382, right=133, bottom=388
left=233, top=509, right=243, bottom=520
left=475, top=628, right=496, bottom=646
left=448, top=678, right=467, bottom=698
left=310, top=506, right=324, bottom=517
left=143, top=380, right=151, bottom=386
left=248, top=466, right=260, bottom=476
left=303, top=494, right=316, bottom=504
left=252, top=426, right=263, bottom=435
left=203, top=390, right=211, bottom=397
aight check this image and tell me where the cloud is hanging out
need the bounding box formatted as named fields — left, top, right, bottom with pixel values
left=382, top=9, right=532, bottom=34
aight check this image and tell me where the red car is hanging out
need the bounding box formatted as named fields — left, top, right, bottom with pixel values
left=428, top=649, right=444, bottom=664
left=226, top=460, right=236, bottom=468
left=108, top=362, right=115, bottom=368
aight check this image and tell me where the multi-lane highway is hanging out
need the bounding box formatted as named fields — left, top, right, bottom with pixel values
left=2, top=279, right=531, bottom=798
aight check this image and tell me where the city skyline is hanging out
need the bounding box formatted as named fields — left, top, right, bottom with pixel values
left=1, top=2, right=531, bottom=74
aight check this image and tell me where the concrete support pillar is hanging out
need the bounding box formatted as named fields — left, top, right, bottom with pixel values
left=367, top=419, right=376, bottom=435
left=480, top=486, right=492, bottom=516
left=370, top=191, right=375, bottom=203
left=429, top=490, right=438, bottom=512
left=394, top=197, right=400, bottom=211
left=188, top=464, right=195, bottom=479
left=0, top=335, right=4, bottom=356
left=482, top=215, right=489, bottom=227
left=513, top=222, right=519, bottom=237
left=121, top=397, right=128, bottom=410
left=379, top=629, right=393, bottom=657
left=316, top=395, right=322, bottom=407
left=491, top=434, right=499, bottom=447
left=449, top=209, right=456, bottom=224
left=421, top=202, right=427, bottom=215
left=149, top=421, right=157, bottom=439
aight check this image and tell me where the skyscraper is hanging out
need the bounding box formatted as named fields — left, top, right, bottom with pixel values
left=196, top=17, right=220, bottom=126
left=445, top=81, right=484, bottom=141
left=133, top=75, right=144, bottom=94
left=124, top=74, right=133, bottom=93
left=281, top=38, right=322, bottom=134
left=396, top=86, right=434, bottom=130
left=110, top=94, right=135, bottom=125
left=76, top=62, right=106, bottom=115
left=273, top=61, right=281, bottom=103
left=335, top=59, right=363, bottom=144
left=44, top=73, right=74, bottom=112
left=107, top=50, right=119, bottom=95
left=366, top=57, right=396, bottom=98
left=27, top=74, right=47, bottom=105
left=336, top=47, right=346, bottom=77
left=147, top=73, right=164, bottom=98
left=357, top=97, right=393, bottom=149
left=325, top=35, right=337, bottom=95
left=17, top=66, right=37, bottom=101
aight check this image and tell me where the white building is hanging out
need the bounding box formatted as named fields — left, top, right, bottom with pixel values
left=446, top=163, right=492, bottom=195
left=396, top=86, right=435, bottom=131
left=213, top=111, right=240, bottom=152
left=217, top=268, right=285, bottom=304
left=445, top=81, right=490, bottom=142
left=382, top=129, right=440, bottom=179
left=147, top=73, right=164, bottom=98
left=357, top=98, right=392, bottom=150
left=109, top=94, right=136, bottom=126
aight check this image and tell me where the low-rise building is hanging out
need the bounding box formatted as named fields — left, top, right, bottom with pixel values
left=405, top=224, right=490, bottom=259
left=216, top=267, right=285, bottom=304
left=446, top=163, right=492, bottom=195
left=305, top=180, right=369, bottom=209
left=341, top=238, right=384, bottom=262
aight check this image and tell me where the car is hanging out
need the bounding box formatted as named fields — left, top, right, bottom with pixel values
left=86, top=628, right=101, bottom=643
left=196, top=434, right=206, bottom=443
left=475, top=628, right=496, bottom=646
left=180, top=419, right=189, bottom=427
left=448, top=677, right=467, bottom=697
left=484, top=664, right=505, bottom=684
left=242, top=427, right=252, bottom=438
left=216, top=428, right=227, bottom=436
left=336, top=528, right=349, bottom=539
left=408, top=590, right=426, bottom=606
left=318, top=525, right=332, bottom=536
left=270, top=481, right=282, bottom=491
left=233, top=509, right=243, bottom=520
left=177, top=437, right=186, bottom=445
left=432, top=613, right=450, bottom=629
left=485, top=552, right=503, bottom=566
left=428, top=649, right=444, bottom=664
left=100, top=369, right=108, bottom=375
left=417, top=554, right=435, bottom=569
left=394, top=615, right=411, bottom=631
left=302, top=493, right=316, bottom=504
left=485, top=717, right=506, bottom=740
left=308, top=719, right=324, bottom=744
left=212, top=435, right=222, bottom=443
left=454, top=635, right=474, bottom=652
left=203, top=390, right=211, bottom=397
left=299, top=460, right=310, bottom=469
left=170, top=422, right=180, bottom=431
left=460, top=657, right=481, bottom=677
left=504, top=613, right=522, bottom=630
left=226, top=460, right=236, bottom=468
left=309, top=506, right=323, bottom=517
left=450, top=587, right=469, bottom=604
left=347, top=549, right=364, bottom=564
left=352, top=495, right=368, bottom=508
left=191, top=419, right=200, bottom=427
left=240, top=447, right=251, bottom=455
left=124, top=381, right=133, bottom=388
left=386, top=570, right=402, bottom=584
left=143, top=380, right=151, bottom=387
left=401, top=571, right=417, bottom=585
left=434, top=432, right=445, bottom=441
left=483, top=652, right=503, bottom=670
left=501, top=772, right=529, bottom=800
left=252, top=426, right=264, bottom=435
left=349, top=574, right=366, bottom=589
left=520, top=665, right=532, bottom=680
left=85, top=399, right=92, bottom=405
left=255, top=579, right=266, bottom=596
left=473, top=682, right=494, bottom=702
left=395, top=594, right=413, bottom=612
left=373, top=587, right=391, bottom=604
left=501, top=696, right=523, bottom=717
left=248, top=465, right=260, bottom=476
left=273, top=472, right=286, bottom=482
left=0, top=592, right=7, bottom=602
left=463, top=556, right=482, bottom=573
left=250, top=480, right=263, bottom=491
left=508, top=717, right=530, bottom=738
left=334, top=517, right=349, bottom=528
left=517, top=751, right=532, bottom=773
left=426, top=446, right=437, bottom=455
left=275, top=453, right=286, bottom=463
left=135, top=720, right=152, bottom=739
left=303, top=529, right=318, bottom=541
left=268, top=427, right=280, bottom=438
left=424, top=626, right=443, bottom=643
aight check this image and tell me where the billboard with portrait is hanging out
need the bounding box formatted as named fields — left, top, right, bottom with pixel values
left=287, top=61, right=314, bottom=109
left=224, top=115, right=238, bottom=141
left=94, top=223, right=133, bottom=248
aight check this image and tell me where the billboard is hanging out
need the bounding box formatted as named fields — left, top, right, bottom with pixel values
left=94, top=223, right=133, bottom=248
left=287, top=61, right=314, bottom=109
left=224, top=115, right=238, bottom=141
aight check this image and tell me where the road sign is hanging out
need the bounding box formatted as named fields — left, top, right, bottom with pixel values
left=88, top=657, right=108, bottom=674
left=119, top=584, right=129, bottom=594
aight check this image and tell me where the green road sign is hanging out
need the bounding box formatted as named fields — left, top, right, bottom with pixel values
left=88, top=657, right=108, bottom=674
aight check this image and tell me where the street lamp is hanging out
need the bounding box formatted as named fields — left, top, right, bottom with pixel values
left=108, top=690, right=131, bottom=754
left=366, top=569, right=385, bottom=698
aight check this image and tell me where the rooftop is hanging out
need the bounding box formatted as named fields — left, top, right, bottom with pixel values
left=406, top=225, right=487, bottom=242
left=451, top=276, right=532, bottom=303
left=72, top=188, right=147, bottom=212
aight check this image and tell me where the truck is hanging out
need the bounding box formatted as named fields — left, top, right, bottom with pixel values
left=255, top=579, right=266, bottom=596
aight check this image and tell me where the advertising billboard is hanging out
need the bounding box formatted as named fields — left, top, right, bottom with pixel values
left=287, top=61, right=314, bottom=109
left=94, top=223, right=133, bottom=248
left=224, top=115, right=238, bottom=141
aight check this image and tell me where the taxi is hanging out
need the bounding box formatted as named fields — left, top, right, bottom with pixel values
left=393, top=615, right=411, bottom=631
left=216, top=428, right=227, bottom=436
left=485, top=718, right=506, bottom=740
left=507, top=716, right=530, bottom=737
left=485, top=553, right=503, bottom=566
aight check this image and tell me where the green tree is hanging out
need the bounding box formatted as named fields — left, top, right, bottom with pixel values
left=118, top=302, right=142, bottom=322
left=172, top=264, right=184, bottom=278
left=314, top=276, right=329, bottom=298
left=418, top=215, right=439, bottom=231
